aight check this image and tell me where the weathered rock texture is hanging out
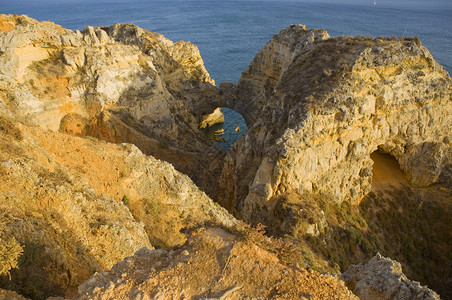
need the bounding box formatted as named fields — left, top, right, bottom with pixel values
left=0, top=117, right=151, bottom=298
left=0, top=14, right=222, bottom=199
left=219, top=25, right=452, bottom=222
left=76, top=227, right=358, bottom=300
left=0, top=116, right=236, bottom=299
left=1, top=15, right=451, bottom=299
left=341, top=253, right=440, bottom=299
left=199, top=107, right=224, bottom=128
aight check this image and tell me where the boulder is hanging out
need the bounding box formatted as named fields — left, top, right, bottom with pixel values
left=341, top=253, right=440, bottom=300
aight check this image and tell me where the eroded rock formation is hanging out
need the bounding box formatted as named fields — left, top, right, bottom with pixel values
left=219, top=25, right=452, bottom=223
left=1, top=14, right=451, bottom=299
left=0, top=14, right=222, bottom=199
left=0, top=115, right=236, bottom=298
left=199, top=107, right=224, bottom=128
left=341, top=253, right=440, bottom=299
left=76, top=227, right=358, bottom=300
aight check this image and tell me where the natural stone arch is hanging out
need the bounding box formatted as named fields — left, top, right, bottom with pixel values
left=192, top=82, right=259, bottom=132
left=218, top=28, right=452, bottom=222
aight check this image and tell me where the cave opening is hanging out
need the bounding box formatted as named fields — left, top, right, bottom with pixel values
left=200, top=107, right=247, bottom=151
left=370, top=148, right=408, bottom=187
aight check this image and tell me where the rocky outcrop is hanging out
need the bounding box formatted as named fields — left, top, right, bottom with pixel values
left=0, top=117, right=152, bottom=298
left=0, top=116, right=237, bottom=298
left=199, top=107, right=224, bottom=128
left=0, top=15, right=213, bottom=131
left=34, top=124, right=238, bottom=249
left=0, top=14, right=222, bottom=199
left=1, top=16, right=450, bottom=216
left=76, top=227, right=358, bottom=300
left=231, top=25, right=330, bottom=125
left=341, top=253, right=440, bottom=299
left=1, top=15, right=450, bottom=299
left=219, top=26, right=452, bottom=222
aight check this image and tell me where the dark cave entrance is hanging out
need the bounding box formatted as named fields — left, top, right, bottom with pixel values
left=370, top=148, right=408, bottom=186
left=201, top=107, right=247, bottom=151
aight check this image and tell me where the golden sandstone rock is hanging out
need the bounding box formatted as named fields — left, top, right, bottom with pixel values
left=0, top=15, right=450, bottom=299
left=219, top=25, right=451, bottom=219
left=76, top=227, right=358, bottom=300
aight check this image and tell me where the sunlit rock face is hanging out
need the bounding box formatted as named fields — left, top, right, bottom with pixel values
left=0, top=116, right=237, bottom=298
left=1, top=15, right=450, bottom=223
left=0, top=15, right=213, bottom=134
left=75, top=227, right=358, bottom=300
left=0, top=14, right=227, bottom=199
left=199, top=107, right=224, bottom=128
left=1, top=14, right=450, bottom=299
left=219, top=25, right=451, bottom=221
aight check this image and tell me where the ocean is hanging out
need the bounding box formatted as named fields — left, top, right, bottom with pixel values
left=2, top=0, right=451, bottom=149
left=2, top=0, right=451, bottom=83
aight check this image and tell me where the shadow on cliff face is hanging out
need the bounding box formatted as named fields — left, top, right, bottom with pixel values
left=247, top=148, right=452, bottom=297
left=361, top=185, right=452, bottom=299
left=278, top=183, right=452, bottom=299
left=1, top=242, right=64, bottom=300
left=0, top=196, right=103, bottom=300
left=258, top=181, right=452, bottom=298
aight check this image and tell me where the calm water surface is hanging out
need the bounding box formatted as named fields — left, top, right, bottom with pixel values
left=2, top=0, right=451, bottom=82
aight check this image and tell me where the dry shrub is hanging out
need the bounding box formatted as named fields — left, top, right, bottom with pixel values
left=0, top=238, right=24, bottom=279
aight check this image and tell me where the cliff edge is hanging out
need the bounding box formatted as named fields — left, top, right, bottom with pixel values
left=1, top=15, right=451, bottom=299
left=220, top=25, right=451, bottom=219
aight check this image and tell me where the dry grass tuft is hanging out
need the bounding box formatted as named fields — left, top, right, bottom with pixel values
left=0, top=238, right=24, bottom=279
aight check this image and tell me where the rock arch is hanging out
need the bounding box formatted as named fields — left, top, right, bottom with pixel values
left=192, top=82, right=256, bottom=130
left=218, top=28, right=452, bottom=221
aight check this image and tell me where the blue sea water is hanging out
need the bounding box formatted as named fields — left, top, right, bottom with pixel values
left=2, top=0, right=451, bottom=148
left=2, top=0, right=451, bottom=83
left=202, top=107, right=246, bottom=151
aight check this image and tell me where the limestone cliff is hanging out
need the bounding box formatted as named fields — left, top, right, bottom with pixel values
left=219, top=25, right=451, bottom=221
left=214, top=25, right=451, bottom=297
left=0, top=14, right=222, bottom=199
left=1, top=15, right=451, bottom=299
